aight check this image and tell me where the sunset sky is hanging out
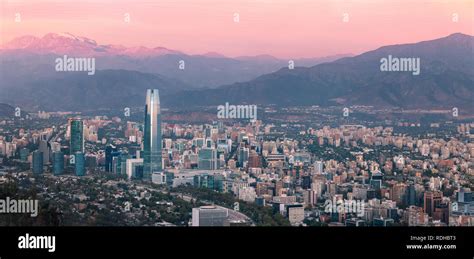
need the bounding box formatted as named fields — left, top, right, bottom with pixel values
left=1, top=0, right=473, bottom=58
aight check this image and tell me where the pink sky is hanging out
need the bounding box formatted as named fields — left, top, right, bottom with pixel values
left=1, top=0, right=473, bottom=58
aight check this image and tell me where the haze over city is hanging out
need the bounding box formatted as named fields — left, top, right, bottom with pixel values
left=0, top=3, right=473, bottom=258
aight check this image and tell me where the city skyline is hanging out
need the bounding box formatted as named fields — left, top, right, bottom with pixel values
left=1, top=90, right=473, bottom=227
left=0, top=1, right=473, bottom=257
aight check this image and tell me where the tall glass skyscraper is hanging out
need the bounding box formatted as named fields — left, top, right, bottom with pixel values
left=32, top=150, right=43, bottom=175
left=38, top=139, right=50, bottom=165
left=105, top=144, right=117, bottom=172
left=75, top=152, right=85, bottom=176
left=143, top=89, right=162, bottom=179
left=69, top=118, right=84, bottom=155
left=52, top=151, right=64, bottom=176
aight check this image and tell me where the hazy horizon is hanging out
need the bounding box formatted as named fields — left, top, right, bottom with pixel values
left=1, top=0, right=473, bottom=59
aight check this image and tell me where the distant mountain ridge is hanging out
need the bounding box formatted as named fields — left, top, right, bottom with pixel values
left=1, top=33, right=472, bottom=112
left=0, top=33, right=350, bottom=88
left=0, top=69, right=189, bottom=111
left=0, top=103, right=15, bottom=117
left=1, top=33, right=183, bottom=57
left=164, top=33, right=474, bottom=111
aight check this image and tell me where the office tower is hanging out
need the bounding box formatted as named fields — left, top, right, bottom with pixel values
left=238, top=146, right=249, bottom=167
left=193, top=138, right=205, bottom=148
left=255, top=197, right=266, bottom=207
left=205, top=126, right=212, bottom=138
left=52, top=151, right=64, bottom=176
left=286, top=204, right=305, bottom=225
left=19, top=148, right=29, bottom=161
left=217, top=121, right=224, bottom=133
left=198, top=148, right=218, bottom=170
left=205, top=138, right=213, bottom=148
left=248, top=150, right=261, bottom=168
left=370, top=171, right=383, bottom=191
left=457, top=188, right=473, bottom=203
left=391, top=183, right=407, bottom=205
left=113, top=153, right=130, bottom=175
left=406, top=206, right=428, bottom=226
left=314, top=161, right=323, bottom=174
left=405, top=183, right=417, bottom=206
left=193, top=174, right=222, bottom=191
left=303, top=190, right=318, bottom=207
left=111, top=152, right=125, bottom=174
left=85, top=154, right=97, bottom=170
left=453, top=188, right=474, bottom=216
left=387, top=208, right=399, bottom=221
left=70, top=118, right=84, bottom=155
left=74, top=152, right=85, bottom=176
left=424, top=191, right=442, bottom=217
left=105, top=144, right=117, bottom=172
left=143, top=89, right=162, bottom=179
left=302, top=175, right=311, bottom=189
left=32, top=150, right=43, bottom=174
left=433, top=202, right=449, bottom=224
left=192, top=206, right=229, bottom=226
left=126, top=158, right=144, bottom=179
left=38, top=139, right=50, bottom=165
left=213, top=174, right=224, bottom=192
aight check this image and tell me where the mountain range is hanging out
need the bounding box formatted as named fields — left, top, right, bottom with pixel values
left=0, top=33, right=349, bottom=89
left=0, top=33, right=473, bottom=112
left=165, top=33, right=474, bottom=111
left=0, top=103, right=15, bottom=118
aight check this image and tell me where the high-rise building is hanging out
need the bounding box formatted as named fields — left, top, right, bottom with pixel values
left=126, top=158, right=144, bottom=179
left=424, top=191, right=443, bottom=217
left=198, top=148, right=218, bottom=170
left=314, top=161, right=323, bottom=174
left=74, top=152, right=85, bottom=176
left=32, top=150, right=43, bottom=174
left=406, top=206, right=428, bottom=226
left=238, top=146, right=249, bottom=167
left=105, top=144, right=117, bottom=172
left=193, top=138, right=205, bottom=148
left=370, top=171, right=383, bottom=191
left=69, top=118, right=84, bottom=155
left=457, top=188, right=473, bottom=203
left=433, top=202, right=450, bottom=224
left=52, top=151, right=64, bottom=176
left=19, top=148, right=29, bottom=161
left=192, top=206, right=229, bottom=226
left=38, top=139, right=50, bottom=165
left=143, top=89, right=162, bottom=179
left=248, top=150, right=261, bottom=168
left=405, top=183, right=417, bottom=206
left=452, top=188, right=474, bottom=217
left=287, top=204, right=305, bottom=225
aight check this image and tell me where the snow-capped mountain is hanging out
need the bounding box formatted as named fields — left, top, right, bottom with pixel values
left=1, top=33, right=182, bottom=57
left=0, top=33, right=349, bottom=88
